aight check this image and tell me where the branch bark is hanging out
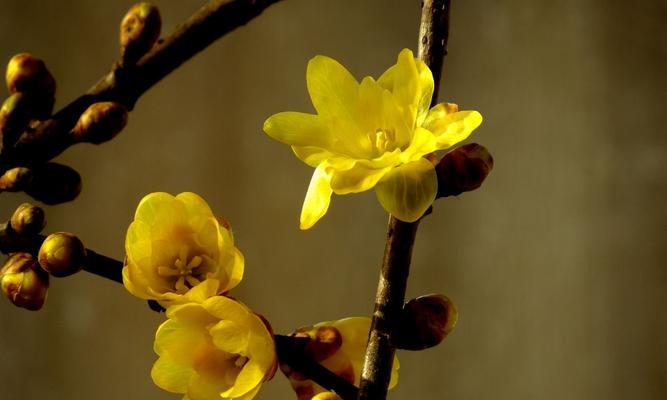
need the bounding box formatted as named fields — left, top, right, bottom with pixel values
left=0, top=0, right=284, bottom=172
left=357, top=1, right=452, bottom=399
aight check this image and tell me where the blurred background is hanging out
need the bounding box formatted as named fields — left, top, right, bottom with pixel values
left=0, top=0, right=665, bottom=399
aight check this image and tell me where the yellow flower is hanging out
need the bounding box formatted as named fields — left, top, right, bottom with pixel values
left=123, top=192, right=244, bottom=307
left=152, top=296, right=277, bottom=400
left=283, top=317, right=399, bottom=399
left=264, top=48, right=482, bottom=229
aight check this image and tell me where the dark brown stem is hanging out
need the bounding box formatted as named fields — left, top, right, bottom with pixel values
left=357, top=1, right=451, bottom=399
left=0, top=223, right=123, bottom=282
left=0, top=223, right=356, bottom=398
left=275, top=334, right=360, bottom=400
left=0, top=0, right=284, bottom=171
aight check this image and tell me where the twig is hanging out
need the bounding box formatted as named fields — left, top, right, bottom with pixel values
left=0, top=223, right=123, bottom=282
left=275, top=334, right=360, bottom=400
left=357, top=1, right=452, bottom=399
left=0, top=0, right=284, bottom=172
left=0, top=223, right=357, bottom=398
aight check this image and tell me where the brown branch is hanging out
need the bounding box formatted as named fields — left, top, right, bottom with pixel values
left=0, top=0, right=284, bottom=172
left=357, top=1, right=452, bottom=399
left=0, top=222, right=123, bottom=282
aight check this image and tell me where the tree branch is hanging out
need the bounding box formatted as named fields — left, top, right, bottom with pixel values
left=0, top=0, right=284, bottom=172
left=357, top=1, right=452, bottom=399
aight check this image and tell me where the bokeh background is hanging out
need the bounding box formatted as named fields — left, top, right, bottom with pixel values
left=0, top=0, right=665, bottom=399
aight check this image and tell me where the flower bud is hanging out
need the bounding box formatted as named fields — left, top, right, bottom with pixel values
left=0, top=167, right=33, bottom=192
left=292, top=325, right=343, bottom=362
left=1, top=252, right=49, bottom=311
left=436, top=143, right=494, bottom=198
left=120, top=3, right=161, bottom=65
left=6, top=53, right=56, bottom=98
left=24, top=163, right=81, bottom=205
left=71, top=102, right=128, bottom=144
left=10, top=203, right=46, bottom=235
left=0, top=93, right=31, bottom=147
left=397, top=294, right=458, bottom=351
left=38, top=232, right=87, bottom=277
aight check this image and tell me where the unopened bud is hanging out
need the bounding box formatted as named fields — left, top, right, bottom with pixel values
left=293, top=325, right=343, bottom=362
left=436, top=143, right=494, bottom=198
left=312, top=393, right=343, bottom=400
left=120, top=3, right=161, bottom=65
left=0, top=93, right=31, bottom=146
left=6, top=54, right=56, bottom=115
left=10, top=203, right=46, bottom=235
left=38, top=232, right=86, bottom=277
left=1, top=252, right=49, bottom=311
left=0, top=167, right=33, bottom=192
left=71, top=102, right=128, bottom=144
left=25, top=163, right=81, bottom=205
left=397, top=294, right=458, bottom=351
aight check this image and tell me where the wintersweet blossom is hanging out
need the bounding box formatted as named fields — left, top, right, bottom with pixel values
left=283, top=317, right=399, bottom=399
left=123, top=192, right=243, bottom=307
left=264, top=48, right=482, bottom=229
left=152, top=295, right=277, bottom=400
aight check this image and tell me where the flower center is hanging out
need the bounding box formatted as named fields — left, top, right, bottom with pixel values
left=157, top=245, right=206, bottom=293
left=368, top=128, right=397, bottom=156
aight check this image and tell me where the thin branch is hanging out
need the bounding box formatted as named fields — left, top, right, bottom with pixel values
left=275, top=335, right=360, bottom=400
left=357, top=1, right=452, bottom=399
left=0, top=223, right=123, bottom=282
left=0, top=0, right=284, bottom=172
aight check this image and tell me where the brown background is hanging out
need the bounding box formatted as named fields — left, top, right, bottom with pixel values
left=0, top=0, right=665, bottom=399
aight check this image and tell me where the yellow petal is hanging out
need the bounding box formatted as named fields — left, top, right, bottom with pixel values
left=307, top=55, right=359, bottom=119
left=154, top=320, right=206, bottom=364
left=176, top=192, right=214, bottom=221
left=233, top=385, right=261, bottom=400
left=263, top=111, right=333, bottom=149
left=151, top=357, right=195, bottom=394
left=375, top=159, right=437, bottom=222
left=329, top=163, right=391, bottom=195
left=300, top=164, right=333, bottom=230
left=183, top=279, right=221, bottom=303
left=414, top=58, right=435, bottom=125
left=134, top=192, right=187, bottom=227
left=222, top=361, right=264, bottom=398
left=167, top=302, right=217, bottom=326
left=210, top=320, right=250, bottom=355
left=422, top=105, right=483, bottom=150
left=203, top=296, right=251, bottom=324
left=292, top=145, right=336, bottom=168
left=187, top=374, right=229, bottom=400
left=400, top=127, right=438, bottom=163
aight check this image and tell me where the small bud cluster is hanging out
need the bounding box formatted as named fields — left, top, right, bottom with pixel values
left=1, top=203, right=88, bottom=311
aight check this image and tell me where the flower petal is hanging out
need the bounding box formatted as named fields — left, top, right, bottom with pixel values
left=291, top=145, right=336, bottom=168
left=307, top=55, right=359, bottom=119
left=222, top=361, right=264, bottom=398
left=300, top=164, right=333, bottom=230
left=154, top=320, right=206, bottom=363
left=210, top=320, right=250, bottom=355
left=134, top=192, right=187, bottom=226
left=176, top=192, right=214, bottom=221
left=422, top=105, right=483, bottom=150
left=329, top=163, right=391, bottom=195
left=263, top=112, right=333, bottom=148
left=375, top=158, right=437, bottom=222
left=151, top=357, right=195, bottom=394
left=400, top=127, right=438, bottom=163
